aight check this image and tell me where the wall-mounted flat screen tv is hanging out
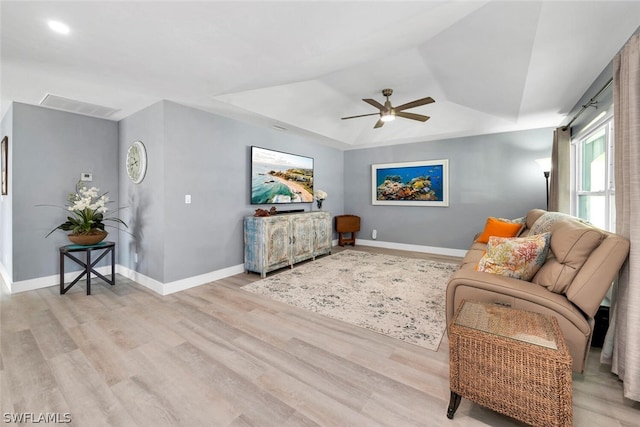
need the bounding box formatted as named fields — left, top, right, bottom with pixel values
left=251, top=146, right=314, bottom=205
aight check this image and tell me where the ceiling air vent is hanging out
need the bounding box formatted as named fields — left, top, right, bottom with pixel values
left=40, top=94, right=119, bottom=119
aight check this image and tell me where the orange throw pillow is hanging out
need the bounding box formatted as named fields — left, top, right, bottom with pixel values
left=475, top=217, right=523, bottom=244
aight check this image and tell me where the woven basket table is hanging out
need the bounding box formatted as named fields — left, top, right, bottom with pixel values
left=447, top=300, right=573, bottom=427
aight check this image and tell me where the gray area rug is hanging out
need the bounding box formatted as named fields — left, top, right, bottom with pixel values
left=242, top=250, right=459, bottom=351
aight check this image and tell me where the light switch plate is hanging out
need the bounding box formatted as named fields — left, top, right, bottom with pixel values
left=80, top=172, right=93, bottom=182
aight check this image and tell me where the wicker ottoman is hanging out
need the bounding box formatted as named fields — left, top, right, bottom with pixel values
left=447, top=300, right=573, bottom=427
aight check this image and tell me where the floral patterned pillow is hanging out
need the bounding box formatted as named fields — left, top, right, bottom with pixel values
left=476, top=233, right=551, bottom=281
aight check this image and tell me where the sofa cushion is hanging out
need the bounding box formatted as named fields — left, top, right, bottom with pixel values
left=529, top=211, right=590, bottom=235
left=532, top=220, right=605, bottom=294
left=497, top=216, right=526, bottom=236
left=476, top=233, right=551, bottom=281
left=475, top=217, right=524, bottom=243
left=460, top=241, right=486, bottom=270
left=522, top=209, right=547, bottom=235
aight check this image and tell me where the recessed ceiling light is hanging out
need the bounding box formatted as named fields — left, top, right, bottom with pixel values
left=48, top=20, right=70, bottom=35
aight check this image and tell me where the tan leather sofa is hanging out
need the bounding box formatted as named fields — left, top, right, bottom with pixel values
left=446, top=209, right=630, bottom=373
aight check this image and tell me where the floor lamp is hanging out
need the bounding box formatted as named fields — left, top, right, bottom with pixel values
left=536, top=158, right=551, bottom=210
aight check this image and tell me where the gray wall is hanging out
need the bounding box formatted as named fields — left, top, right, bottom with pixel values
left=344, top=127, right=554, bottom=250
left=0, top=100, right=554, bottom=286
left=0, top=105, right=13, bottom=279
left=119, top=100, right=344, bottom=283
left=0, top=99, right=553, bottom=286
left=11, top=103, right=119, bottom=281
left=118, top=101, right=166, bottom=281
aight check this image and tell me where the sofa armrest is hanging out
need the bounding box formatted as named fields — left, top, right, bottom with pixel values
left=566, top=234, right=630, bottom=317
left=446, top=269, right=590, bottom=335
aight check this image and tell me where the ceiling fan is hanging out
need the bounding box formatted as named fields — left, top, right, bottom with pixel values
left=341, top=88, right=435, bottom=128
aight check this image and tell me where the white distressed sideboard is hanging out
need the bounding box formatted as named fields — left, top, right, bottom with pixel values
left=244, top=211, right=332, bottom=278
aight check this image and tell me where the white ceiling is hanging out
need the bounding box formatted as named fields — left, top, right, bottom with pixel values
left=2, top=1, right=639, bottom=150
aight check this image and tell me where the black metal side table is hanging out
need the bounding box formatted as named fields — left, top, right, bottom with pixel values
left=59, top=241, right=115, bottom=295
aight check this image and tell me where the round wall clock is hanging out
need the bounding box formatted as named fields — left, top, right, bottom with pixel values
left=126, top=140, right=147, bottom=184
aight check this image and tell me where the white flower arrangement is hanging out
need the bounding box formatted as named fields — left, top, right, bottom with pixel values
left=314, top=190, right=328, bottom=201
left=43, top=181, right=127, bottom=237
left=68, top=186, right=109, bottom=214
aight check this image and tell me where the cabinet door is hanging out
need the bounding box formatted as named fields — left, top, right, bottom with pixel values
left=265, top=217, right=291, bottom=270
left=314, top=212, right=332, bottom=255
left=291, top=215, right=315, bottom=263
left=244, top=217, right=263, bottom=274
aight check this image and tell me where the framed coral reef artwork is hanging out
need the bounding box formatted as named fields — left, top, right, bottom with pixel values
left=1, top=136, right=7, bottom=195
left=371, top=159, right=449, bottom=207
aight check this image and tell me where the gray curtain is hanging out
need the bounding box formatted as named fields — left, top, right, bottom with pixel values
left=548, top=127, right=570, bottom=213
left=601, top=33, right=640, bottom=402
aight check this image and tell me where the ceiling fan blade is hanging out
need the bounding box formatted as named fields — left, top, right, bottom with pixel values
left=341, top=112, right=381, bottom=120
left=394, top=96, right=435, bottom=112
left=396, top=111, right=430, bottom=122
left=373, top=119, right=385, bottom=129
left=363, top=98, right=385, bottom=111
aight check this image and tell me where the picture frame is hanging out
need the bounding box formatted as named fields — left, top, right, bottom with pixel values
left=372, top=159, right=449, bottom=207
left=1, top=136, right=7, bottom=195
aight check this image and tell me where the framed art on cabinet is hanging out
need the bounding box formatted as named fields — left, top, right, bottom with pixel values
left=372, top=159, right=448, bottom=207
left=1, top=136, right=7, bottom=195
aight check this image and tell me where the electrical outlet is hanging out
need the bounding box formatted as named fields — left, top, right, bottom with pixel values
left=80, top=172, right=93, bottom=182
left=185, top=195, right=191, bottom=204
left=134, top=253, right=138, bottom=263
left=372, top=229, right=377, bottom=240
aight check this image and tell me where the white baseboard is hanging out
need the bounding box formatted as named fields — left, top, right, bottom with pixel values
left=3, top=242, right=460, bottom=295
left=116, top=265, right=164, bottom=295
left=109, top=264, right=246, bottom=296
left=354, top=239, right=467, bottom=258
left=9, top=266, right=114, bottom=294
left=0, top=262, right=12, bottom=293
left=6, top=263, right=246, bottom=296
left=160, top=264, right=245, bottom=296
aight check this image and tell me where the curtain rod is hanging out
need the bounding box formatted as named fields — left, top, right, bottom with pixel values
left=562, top=77, right=613, bottom=131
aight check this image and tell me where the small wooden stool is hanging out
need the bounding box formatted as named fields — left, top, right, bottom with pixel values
left=335, top=215, right=360, bottom=246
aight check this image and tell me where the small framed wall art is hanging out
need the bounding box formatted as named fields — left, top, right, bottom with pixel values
left=1, top=136, right=7, bottom=195
left=372, top=159, right=449, bottom=207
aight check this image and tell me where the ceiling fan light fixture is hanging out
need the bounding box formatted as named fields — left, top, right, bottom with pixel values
left=48, top=20, right=70, bottom=35
left=380, top=112, right=395, bottom=122
left=341, top=89, right=434, bottom=128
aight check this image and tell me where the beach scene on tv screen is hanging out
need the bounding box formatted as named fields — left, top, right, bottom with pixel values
left=252, top=147, right=314, bottom=204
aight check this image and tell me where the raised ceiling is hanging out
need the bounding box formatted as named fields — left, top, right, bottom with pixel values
left=2, top=1, right=639, bottom=150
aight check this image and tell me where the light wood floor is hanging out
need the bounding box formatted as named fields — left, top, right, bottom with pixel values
left=1, top=246, right=638, bottom=426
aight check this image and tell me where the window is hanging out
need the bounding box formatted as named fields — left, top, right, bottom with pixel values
left=571, top=118, right=615, bottom=231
